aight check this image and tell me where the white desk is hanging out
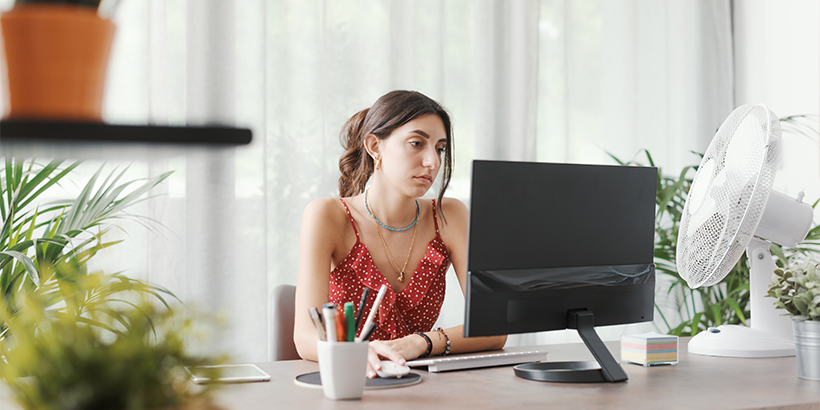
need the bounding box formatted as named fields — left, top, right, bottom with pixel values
left=217, top=338, right=820, bottom=409
left=2, top=338, right=819, bottom=409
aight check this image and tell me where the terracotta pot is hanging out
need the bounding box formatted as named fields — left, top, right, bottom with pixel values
left=1, top=4, right=115, bottom=121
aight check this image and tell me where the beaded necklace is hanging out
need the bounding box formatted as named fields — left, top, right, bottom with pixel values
left=364, top=189, right=419, bottom=232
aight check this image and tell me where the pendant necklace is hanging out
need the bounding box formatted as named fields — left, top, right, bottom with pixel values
left=367, top=193, right=417, bottom=283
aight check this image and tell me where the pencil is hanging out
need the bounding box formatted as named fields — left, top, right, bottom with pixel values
left=309, top=307, right=327, bottom=341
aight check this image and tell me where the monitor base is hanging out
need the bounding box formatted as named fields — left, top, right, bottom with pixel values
left=514, top=361, right=609, bottom=382
left=513, top=310, right=628, bottom=383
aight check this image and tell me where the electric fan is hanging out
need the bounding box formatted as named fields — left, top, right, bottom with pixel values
left=676, top=103, right=814, bottom=358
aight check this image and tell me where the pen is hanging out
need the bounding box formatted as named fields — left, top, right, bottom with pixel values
left=344, top=302, right=355, bottom=342
left=335, top=306, right=347, bottom=342
left=355, top=284, right=387, bottom=342
left=322, top=303, right=338, bottom=343
left=360, top=321, right=377, bottom=342
left=309, top=307, right=327, bottom=341
left=354, top=287, right=370, bottom=334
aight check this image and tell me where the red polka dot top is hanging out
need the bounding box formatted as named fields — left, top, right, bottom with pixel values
left=328, top=198, right=449, bottom=341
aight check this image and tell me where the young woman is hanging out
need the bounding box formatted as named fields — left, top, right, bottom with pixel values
left=294, top=90, right=506, bottom=378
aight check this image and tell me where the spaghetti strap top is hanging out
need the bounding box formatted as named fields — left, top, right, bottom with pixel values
left=339, top=198, right=359, bottom=237
left=329, top=198, right=449, bottom=341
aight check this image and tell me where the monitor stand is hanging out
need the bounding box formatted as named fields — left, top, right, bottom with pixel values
left=513, top=310, right=628, bottom=383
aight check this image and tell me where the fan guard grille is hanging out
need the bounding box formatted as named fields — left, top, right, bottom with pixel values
left=676, top=104, right=782, bottom=288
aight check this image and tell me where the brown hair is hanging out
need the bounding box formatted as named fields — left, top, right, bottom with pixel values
left=338, top=90, right=453, bottom=215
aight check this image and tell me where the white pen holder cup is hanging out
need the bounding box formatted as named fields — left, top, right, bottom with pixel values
left=316, top=340, right=369, bottom=400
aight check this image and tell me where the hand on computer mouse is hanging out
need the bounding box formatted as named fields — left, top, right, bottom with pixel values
left=375, top=360, right=411, bottom=378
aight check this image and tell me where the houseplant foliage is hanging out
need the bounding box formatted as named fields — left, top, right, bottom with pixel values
left=767, top=258, right=820, bottom=381
left=768, top=259, right=820, bottom=321
left=0, top=266, right=225, bottom=410
left=610, top=150, right=753, bottom=336
left=0, top=160, right=229, bottom=408
left=1, top=157, right=174, bottom=342
left=611, top=114, right=820, bottom=337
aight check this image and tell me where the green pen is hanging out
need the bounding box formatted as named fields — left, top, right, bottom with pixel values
left=344, top=302, right=355, bottom=342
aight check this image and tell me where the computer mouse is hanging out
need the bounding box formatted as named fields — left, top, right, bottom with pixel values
left=376, top=360, right=411, bottom=378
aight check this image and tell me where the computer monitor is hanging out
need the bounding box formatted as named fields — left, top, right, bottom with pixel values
left=464, top=160, right=657, bottom=383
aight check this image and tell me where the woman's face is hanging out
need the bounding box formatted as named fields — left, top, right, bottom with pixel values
left=375, top=113, right=447, bottom=199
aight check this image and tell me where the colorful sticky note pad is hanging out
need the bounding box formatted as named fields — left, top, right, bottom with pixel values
left=621, top=331, right=679, bottom=367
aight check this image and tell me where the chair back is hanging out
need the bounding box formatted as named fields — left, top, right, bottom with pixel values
left=270, top=284, right=300, bottom=361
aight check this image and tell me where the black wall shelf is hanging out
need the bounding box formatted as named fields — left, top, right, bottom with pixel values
left=0, top=119, right=252, bottom=145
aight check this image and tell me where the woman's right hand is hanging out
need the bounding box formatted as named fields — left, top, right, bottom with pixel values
left=366, top=340, right=405, bottom=378
left=365, top=335, right=427, bottom=378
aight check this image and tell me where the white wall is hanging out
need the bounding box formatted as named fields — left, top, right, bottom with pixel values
left=734, top=0, right=820, bottom=206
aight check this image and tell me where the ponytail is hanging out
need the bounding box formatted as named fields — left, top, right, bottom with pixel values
left=338, top=108, right=372, bottom=197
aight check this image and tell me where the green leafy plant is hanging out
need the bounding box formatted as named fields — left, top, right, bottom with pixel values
left=0, top=159, right=229, bottom=409
left=611, top=150, right=752, bottom=336
left=0, top=265, right=225, bottom=410
left=1, top=158, right=173, bottom=343
left=610, top=114, right=820, bottom=336
left=768, top=259, right=820, bottom=321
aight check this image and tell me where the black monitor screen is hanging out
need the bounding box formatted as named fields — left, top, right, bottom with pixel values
left=464, top=160, right=657, bottom=338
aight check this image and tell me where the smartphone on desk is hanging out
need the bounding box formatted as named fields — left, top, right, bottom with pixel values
left=184, top=364, right=271, bottom=384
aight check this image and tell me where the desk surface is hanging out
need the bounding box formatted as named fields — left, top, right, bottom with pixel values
left=2, top=338, right=819, bottom=409
left=216, top=338, right=820, bottom=410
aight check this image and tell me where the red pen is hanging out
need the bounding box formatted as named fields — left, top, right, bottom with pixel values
left=335, top=306, right=347, bottom=342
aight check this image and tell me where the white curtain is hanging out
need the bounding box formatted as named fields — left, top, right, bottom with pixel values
left=25, top=0, right=734, bottom=360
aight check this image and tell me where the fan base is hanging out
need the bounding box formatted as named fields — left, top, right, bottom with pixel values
left=688, top=325, right=795, bottom=358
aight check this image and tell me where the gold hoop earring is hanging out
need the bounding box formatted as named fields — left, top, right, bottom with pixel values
left=374, top=156, right=381, bottom=171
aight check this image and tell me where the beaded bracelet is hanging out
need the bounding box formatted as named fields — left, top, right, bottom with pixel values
left=434, top=327, right=451, bottom=356
left=414, top=331, right=433, bottom=359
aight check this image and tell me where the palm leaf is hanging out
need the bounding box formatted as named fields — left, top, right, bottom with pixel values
left=1, top=158, right=176, bottom=349
left=0, top=250, right=39, bottom=288
left=726, top=297, right=747, bottom=325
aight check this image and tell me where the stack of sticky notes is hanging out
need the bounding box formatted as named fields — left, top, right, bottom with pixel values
left=620, top=332, right=679, bottom=367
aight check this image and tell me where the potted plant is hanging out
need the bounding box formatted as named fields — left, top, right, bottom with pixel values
left=1, top=0, right=116, bottom=120
left=610, top=149, right=754, bottom=336
left=767, top=259, right=820, bottom=381
left=0, top=265, right=226, bottom=410
left=0, top=159, right=229, bottom=408
left=1, top=157, right=174, bottom=346
left=610, top=114, right=820, bottom=338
